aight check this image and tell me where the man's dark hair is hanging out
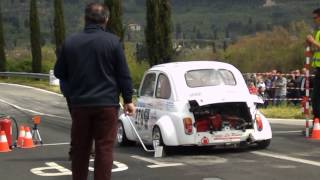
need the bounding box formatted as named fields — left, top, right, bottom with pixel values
left=85, top=3, right=109, bottom=24
left=313, top=8, right=320, bottom=16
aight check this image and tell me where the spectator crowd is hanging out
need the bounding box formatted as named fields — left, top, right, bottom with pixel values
left=244, top=68, right=309, bottom=107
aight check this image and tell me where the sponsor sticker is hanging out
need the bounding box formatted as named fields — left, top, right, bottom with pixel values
left=201, top=136, right=209, bottom=145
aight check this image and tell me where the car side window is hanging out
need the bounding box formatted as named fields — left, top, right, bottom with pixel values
left=140, top=73, right=156, bottom=97
left=156, top=74, right=171, bottom=99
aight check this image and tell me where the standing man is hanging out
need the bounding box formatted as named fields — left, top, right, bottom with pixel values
left=307, top=8, right=320, bottom=120
left=274, top=71, right=287, bottom=106
left=54, top=3, right=135, bottom=180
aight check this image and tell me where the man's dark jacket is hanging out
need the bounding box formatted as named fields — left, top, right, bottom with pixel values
left=54, top=24, right=133, bottom=107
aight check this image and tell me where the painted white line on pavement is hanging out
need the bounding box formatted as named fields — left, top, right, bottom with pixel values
left=88, top=159, right=128, bottom=172
left=0, top=83, right=63, bottom=97
left=0, top=98, right=69, bottom=120
left=41, top=142, right=70, bottom=146
left=30, top=162, right=72, bottom=176
left=131, top=155, right=184, bottom=168
left=251, top=151, right=320, bottom=167
left=31, top=160, right=128, bottom=177
left=273, top=130, right=302, bottom=134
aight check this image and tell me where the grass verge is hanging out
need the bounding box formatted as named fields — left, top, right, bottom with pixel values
left=259, top=105, right=304, bottom=119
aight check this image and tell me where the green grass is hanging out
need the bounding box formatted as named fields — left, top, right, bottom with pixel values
left=260, top=105, right=305, bottom=119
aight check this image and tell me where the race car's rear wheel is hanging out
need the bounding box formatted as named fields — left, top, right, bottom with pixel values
left=152, top=126, right=170, bottom=155
left=256, top=139, right=271, bottom=149
left=117, top=121, right=135, bottom=146
left=152, top=126, right=164, bottom=146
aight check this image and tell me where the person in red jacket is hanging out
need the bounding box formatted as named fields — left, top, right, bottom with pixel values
left=248, top=82, right=258, bottom=95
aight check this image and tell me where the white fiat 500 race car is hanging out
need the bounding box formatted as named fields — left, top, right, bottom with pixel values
left=117, top=61, right=272, bottom=153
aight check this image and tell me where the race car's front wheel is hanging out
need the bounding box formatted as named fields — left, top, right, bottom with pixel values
left=256, top=139, right=271, bottom=149
left=117, top=121, right=135, bottom=146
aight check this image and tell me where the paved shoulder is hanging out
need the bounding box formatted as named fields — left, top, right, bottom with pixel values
left=0, top=83, right=69, bottom=118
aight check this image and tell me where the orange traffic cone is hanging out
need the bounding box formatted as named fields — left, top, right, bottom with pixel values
left=22, top=127, right=34, bottom=148
left=310, top=118, right=320, bottom=140
left=17, top=126, right=25, bottom=147
left=0, top=131, right=11, bottom=152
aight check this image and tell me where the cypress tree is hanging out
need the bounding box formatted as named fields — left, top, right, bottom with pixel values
left=104, top=0, right=124, bottom=42
left=54, top=0, right=65, bottom=50
left=0, top=2, right=6, bottom=71
left=158, top=0, right=173, bottom=63
left=30, top=0, right=42, bottom=73
left=145, top=0, right=160, bottom=66
left=145, top=0, right=173, bottom=66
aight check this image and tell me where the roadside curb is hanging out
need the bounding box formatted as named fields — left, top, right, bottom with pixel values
left=268, top=118, right=306, bottom=126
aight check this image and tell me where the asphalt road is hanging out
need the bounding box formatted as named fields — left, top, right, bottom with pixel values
left=0, top=83, right=320, bottom=180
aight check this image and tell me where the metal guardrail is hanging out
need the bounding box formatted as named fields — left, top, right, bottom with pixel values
left=0, top=72, right=50, bottom=80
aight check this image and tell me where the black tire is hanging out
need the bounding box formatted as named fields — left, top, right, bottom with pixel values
left=117, top=121, right=135, bottom=146
left=152, top=126, right=175, bottom=156
left=256, top=139, right=271, bottom=149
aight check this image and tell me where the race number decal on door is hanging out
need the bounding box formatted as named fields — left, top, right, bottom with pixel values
left=136, top=108, right=150, bottom=130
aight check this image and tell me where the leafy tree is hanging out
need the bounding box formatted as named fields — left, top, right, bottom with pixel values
left=158, top=0, right=173, bottom=63
left=145, top=0, right=160, bottom=66
left=30, top=0, right=42, bottom=73
left=175, top=22, right=182, bottom=39
left=54, top=0, right=65, bottom=50
left=212, top=41, right=216, bottom=53
left=223, top=40, right=227, bottom=52
left=145, top=0, right=173, bottom=66
left=222, top=21, right=309, bottom=72
left=225, top=28, right=230, bottom=39
left=196, top=29, right=203, bottom=39
left=0, top=2, right=6, bottom=71
left=213, top=29, right=218, bottom=40
left=105, top=0, right=125, bottom=42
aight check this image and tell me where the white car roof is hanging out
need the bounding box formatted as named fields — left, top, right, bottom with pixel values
left=150, top=61, right=237, bottom=73
left=145, top=61, right=251, bottom=104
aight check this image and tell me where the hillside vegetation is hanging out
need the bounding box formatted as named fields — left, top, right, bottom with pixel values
left=1, top=0, right=319, bottom=85
left=1, top=0, right=319, bottom=46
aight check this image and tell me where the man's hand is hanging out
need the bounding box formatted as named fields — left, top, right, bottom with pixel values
left=307, top=35, right=315, bottom=44
left=124, top=103, right=136, bottom=116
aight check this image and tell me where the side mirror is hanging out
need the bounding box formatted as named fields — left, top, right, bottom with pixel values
left=133, top=89, right=139, bottom=97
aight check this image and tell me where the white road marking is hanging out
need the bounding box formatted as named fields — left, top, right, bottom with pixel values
left=30, top=162, right=72, bottom=176
left=0, top=98, right=69, bottom=120
left=88, top=159, right=128, bottom=172
left=31, top=161, right=128, bottom=176
left=131, top=155, right=184, bottom=168
left=272, top=165, right=297, bottom=169
left=0, top=83, right=63, bottom=97
left=251, top=151, right=320, bottom=167
left=41, top=142, right=70, bottom=146
left=272, top=130, right=302, bottom=134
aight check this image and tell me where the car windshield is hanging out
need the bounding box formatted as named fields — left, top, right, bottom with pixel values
left=185, top=69, right=236, bottom=87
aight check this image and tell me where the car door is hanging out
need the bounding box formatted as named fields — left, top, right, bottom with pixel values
left=135, top=72, right=157, bottom=141
left=142, top=73, right=173, bottom=142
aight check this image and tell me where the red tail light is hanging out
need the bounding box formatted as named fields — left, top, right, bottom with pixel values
left=183, top=117, right=193, bottom=135
left=256, top=114, right=263, bottom=131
